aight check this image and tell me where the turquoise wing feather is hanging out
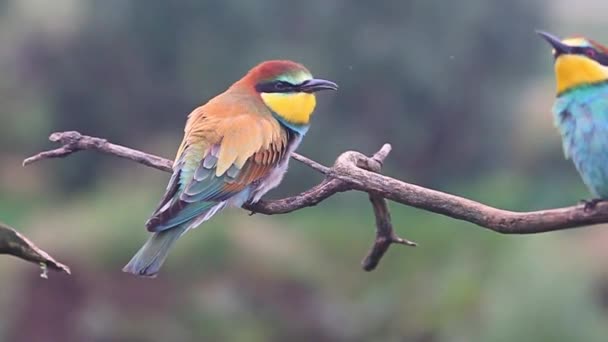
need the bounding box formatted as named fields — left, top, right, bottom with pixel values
left=124, top=138, right=281, bottom=277
left=146, top=144, right=246, bottom=232
left=146, top=138, right=286, bottom=232
left=553, top=85, right=608, bottom=197
left=554, top=86, right=608, bottom=157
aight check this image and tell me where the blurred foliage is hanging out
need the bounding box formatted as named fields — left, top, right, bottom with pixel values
left=5, top=0, right=543, bottom=188
left=2, top=0, right=608, bottom=341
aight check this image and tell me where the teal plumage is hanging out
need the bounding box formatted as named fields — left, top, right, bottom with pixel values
left=539, top=31, right=608, bottom=202
left=553, top=83, right=608, bottom=197
left=123, top=146, right=248, bottom=276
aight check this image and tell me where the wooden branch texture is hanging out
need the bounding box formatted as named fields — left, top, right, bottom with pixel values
left=23, top=131, right=608, bottom=271
left=0, top=222, right=70, bottom=276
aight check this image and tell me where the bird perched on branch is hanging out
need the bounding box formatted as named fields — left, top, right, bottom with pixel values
left=538, top=31, right=608, bottom=208
left=123, top=60, right=338, bottom=277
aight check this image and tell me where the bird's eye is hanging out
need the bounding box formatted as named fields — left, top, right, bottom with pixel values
left=586, top=48, right=597, bottom=58
left=274, top=81, right=290, bottom=91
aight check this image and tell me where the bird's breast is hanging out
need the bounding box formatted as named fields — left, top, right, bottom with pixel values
left=553, top=90, right=608, bottom=197
left=249, top=132, right=304, bottom=203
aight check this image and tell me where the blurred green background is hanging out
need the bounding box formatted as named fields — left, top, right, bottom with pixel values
left=2, top=0, right=608, bottom=341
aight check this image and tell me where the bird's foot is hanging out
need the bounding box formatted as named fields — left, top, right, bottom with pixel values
left=580, top=198, right=605, bottom=212
left=248, top=211, right=256, bottom=216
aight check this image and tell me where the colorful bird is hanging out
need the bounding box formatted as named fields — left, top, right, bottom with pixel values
left=538, top=31, right=608, bottom=206
left=123, top=60, right=338, bottom=277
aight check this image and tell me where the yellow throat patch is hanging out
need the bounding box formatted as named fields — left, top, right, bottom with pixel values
left=260, top=92, right=317, bottom=125
left=555, top=53, right=608, bottom=94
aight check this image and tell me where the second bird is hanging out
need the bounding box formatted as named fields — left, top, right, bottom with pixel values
left=123, top=60, right=338, bottom=277
left=538, top=31, right=608, bottom=206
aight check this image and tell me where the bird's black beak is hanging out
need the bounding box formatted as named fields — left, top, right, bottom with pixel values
left=299, top=78, right=339, bottom=93
left=536, top=30, right=572, bottom=56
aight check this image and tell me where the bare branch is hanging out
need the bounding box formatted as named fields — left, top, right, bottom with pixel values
left=23, top=131, right=608, bottom=270
left=243, top=178, right=350, bottom=214
left=0, top=222, right=70, bottom=277
left=290, top=153, right=331, bottom=175
left=360, top=145, right=417, bottom=271
left=23, top=131, right=172, bottom=172
left=362, top=195, right=417, bottom=271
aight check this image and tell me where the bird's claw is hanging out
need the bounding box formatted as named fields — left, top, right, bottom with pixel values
left=248, top=211, right=256, bottom=216
left=581, top=198, right=604, bottom=212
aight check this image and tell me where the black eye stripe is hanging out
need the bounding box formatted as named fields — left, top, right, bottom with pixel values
left=274, top=81, right=292, bottom=90
left=570, top=46, right=608, bottom=66
left=255, top=80, right=299, bottom=93
left=598, top=54, right=608, bottom=66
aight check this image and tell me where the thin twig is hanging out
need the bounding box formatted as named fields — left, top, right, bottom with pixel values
left=23, top=131, right=173, bottom=172
left=291, top=153, right=331, bottom=175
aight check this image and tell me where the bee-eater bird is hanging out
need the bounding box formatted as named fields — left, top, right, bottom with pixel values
left=538, top=31, right=608, bottom=206
left=123, top=60, right=338, bottom=277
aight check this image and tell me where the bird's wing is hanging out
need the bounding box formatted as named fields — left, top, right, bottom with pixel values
left=582, top=91, right=608, bottom=151
left=145, top=105, right=288, bottom=232
left=557, top=89, right=608, bottom=160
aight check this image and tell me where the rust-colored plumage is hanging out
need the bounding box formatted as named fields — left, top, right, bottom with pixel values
left=589, top=40, right=608, bottom=55
left=123, top=60, right=337, bottom=277
left=238, top=60, right=311, bottom=86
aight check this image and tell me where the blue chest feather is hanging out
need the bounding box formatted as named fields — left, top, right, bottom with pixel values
left=271, top=111, right=310, bottom=136
left=553, top=84, right=608, bottom=197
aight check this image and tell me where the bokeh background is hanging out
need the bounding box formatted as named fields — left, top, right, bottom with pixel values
left=1, top=0, right=608, bottom=341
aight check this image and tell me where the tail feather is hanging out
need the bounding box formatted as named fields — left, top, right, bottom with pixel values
left=122, top=225, right=188, bottom=277
left=124, top=201, right=229, bottom=278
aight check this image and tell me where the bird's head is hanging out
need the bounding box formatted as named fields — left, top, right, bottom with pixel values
left=240, top=60, right=338, bottom=126
left=537, top=31, right=608, bottom=95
